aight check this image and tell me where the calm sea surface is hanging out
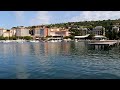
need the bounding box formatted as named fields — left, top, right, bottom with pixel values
left=0, top=41, right=120, bottom=79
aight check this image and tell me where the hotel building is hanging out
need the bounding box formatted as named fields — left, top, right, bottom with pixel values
left=92, top=26, right=105, bottom=36
left=47, top=27, right=70, bottom=37
left=16, top=26, right=30, bottom=36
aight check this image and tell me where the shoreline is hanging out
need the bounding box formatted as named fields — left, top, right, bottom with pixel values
left=0, top=39, right=119, bottom=42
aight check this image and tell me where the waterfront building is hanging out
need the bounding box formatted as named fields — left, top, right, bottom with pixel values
left=0, top=28, right=5, bottom=36
left=3, top=30, right=13, bottom=37
left=11, top=27, right=17, bottom=36
left=48, top=27, right=70, bottom=37
left=79, top=27, right=88, bottom=36
left=32, top=27, right=41, bottom=37
left=30, top=26, right=49, bottom=40
left=47, top=27, right=70, bottom=41
left=92, top=26, right=105, bottom=36
left=40, top=27, right=49, bottom=37
left=16, top=26, right=30, bottom=36
left=92, top=26, right=106, bottom=40
left=0, top=28, right=13, bottom=37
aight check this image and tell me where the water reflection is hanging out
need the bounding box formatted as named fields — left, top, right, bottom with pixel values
left=0, top=42, right=119, bottom=79
left=15, top=57, right=30, bottom=79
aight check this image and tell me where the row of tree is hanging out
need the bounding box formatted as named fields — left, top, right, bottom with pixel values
left=105, top=30, right=120, bottom=40
left=47, top=19, right=120, bottom=28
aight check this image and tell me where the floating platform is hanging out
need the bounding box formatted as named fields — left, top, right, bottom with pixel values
left=88, top=40, right=119, bottom=46
left=88, top=40, right=120, bottom=50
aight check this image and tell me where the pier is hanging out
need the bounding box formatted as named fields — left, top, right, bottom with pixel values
left=88, top=40, right=120, bottom=50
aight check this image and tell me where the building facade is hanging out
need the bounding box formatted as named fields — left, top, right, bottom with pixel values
left=30, top=26, right=49, bottom=38
left=0, top=28, right=13, bottom=37
left=3, top=30, right=13, bottom=37
left=79, top=28, right=88, bottom=36
left=39, top=28, right=48, bottom=37
left=0, top=28, right=4, bottom=36
left=16, top=26, right=30, bottom=36
left=48, top=27, right=70, bottom=37
left=33, top=27, right=41, bottom=37
left=11, top=27, right=17, bottom=36
left=92, top=26, right=105, bottom=36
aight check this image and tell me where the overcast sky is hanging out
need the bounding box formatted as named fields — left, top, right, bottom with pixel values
left=0, top=11, right=120, bottom=29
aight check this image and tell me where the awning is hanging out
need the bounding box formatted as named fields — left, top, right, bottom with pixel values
left=75, top=34, right=90, bottom=38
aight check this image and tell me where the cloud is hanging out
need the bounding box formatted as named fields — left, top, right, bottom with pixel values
left=30, top=11, right=51, bottom=25
left=12, top=11, right=120, bottom=26
left=14, top=11, right=25, bottom=24
left=70, top=11, right=120, bottom=22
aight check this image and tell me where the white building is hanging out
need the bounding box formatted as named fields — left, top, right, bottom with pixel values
left=0, top=28, right=13, bottom=37
left=93, top=26, right=105, bottom=36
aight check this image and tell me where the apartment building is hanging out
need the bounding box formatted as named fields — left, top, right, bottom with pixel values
left=11, top=27, right=17, bottom=36
left=48, top=27, right=70, bottom=37
left=92, top=26, right=105, bottom=36
left=30, top=26, right=48, bottom=38
left=0, top=28, right=4, bottom=36
left=0, top=28, right=13, bottom=37
left=3, top=30, right=13, bottom=37
left=16, top=26, right=30, bottom=36
left=79, top=27, right=88, bottom=36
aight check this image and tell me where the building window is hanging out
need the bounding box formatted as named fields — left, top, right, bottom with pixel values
left=40, top=29, right=44, bottom=37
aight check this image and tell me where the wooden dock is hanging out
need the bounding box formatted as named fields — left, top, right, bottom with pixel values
left=88, top=40, right=119, bottom=46
left=88, top=40, right=120, bottom=50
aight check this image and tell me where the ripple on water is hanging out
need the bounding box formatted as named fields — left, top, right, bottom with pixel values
left=0, top=42, right=119, bottom=79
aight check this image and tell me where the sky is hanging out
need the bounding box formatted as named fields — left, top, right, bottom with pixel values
left=1, top=11, right=120, bottom=29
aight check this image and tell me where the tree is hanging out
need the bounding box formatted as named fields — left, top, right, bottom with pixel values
left=118, top=31, right=120, bottom=39
left=69, top=28, right=82, bottom=36
left=106, top=29, right=119, bottom=40
left=63, top=36, right=69, bottom=39
left=46, top=35, right=52, bottom=38
left=4, top=37, right=8, bottom=40
left=86, top=34, right=95, bottom=40
left=112, top=30, right=119, bottom=40
left=69, top=35, right=74, bottom=40
left=9, top=36, right=17, bottom=40
left=0, top=36, right=4, bottom=40
left=23, top=36, right=33, bottom=40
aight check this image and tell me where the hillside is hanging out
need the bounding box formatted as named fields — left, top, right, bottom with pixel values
left=46, top=19, right=120, bottom=30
